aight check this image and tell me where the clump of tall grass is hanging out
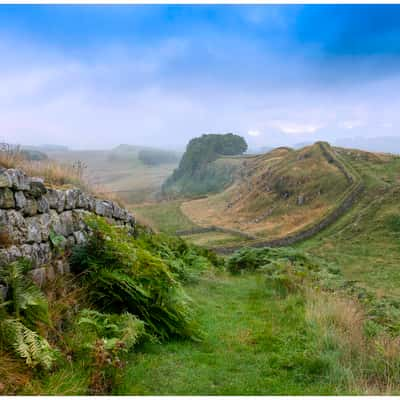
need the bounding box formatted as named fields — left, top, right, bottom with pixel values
left=306, top=289, right=400, bottom=394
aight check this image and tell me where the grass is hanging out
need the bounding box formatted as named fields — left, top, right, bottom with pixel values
left=181, top=231, right=247, bottom=247
left=300, top=148, right=400, bottom=298
left=132, top=200, right=199, bottom=234
left=180, top=143, right=350, bottom=239
left=116, top=273, right=339, bottom=395
left=115, top=271, right=400, bottom=395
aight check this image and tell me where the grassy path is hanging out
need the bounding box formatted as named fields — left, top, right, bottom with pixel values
left=116, top=273, right=346, bottom=395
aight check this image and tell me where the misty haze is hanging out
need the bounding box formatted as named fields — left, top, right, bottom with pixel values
left=2, top=4, right=400, bottom=396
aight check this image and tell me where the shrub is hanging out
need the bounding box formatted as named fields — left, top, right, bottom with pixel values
left=134, top=229, right=223, bottom=283
left=70, top=309, right=145, bottom=394
left=0, top=260, right=56, bottom=369
left=70, top=217, right=202, bottom=341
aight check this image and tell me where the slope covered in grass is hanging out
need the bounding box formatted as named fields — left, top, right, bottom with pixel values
left=117, top=268, right=400, bottom=395
left=300, top=147, right=400, bottom=298
left=181, top=143, right=350, bottom=241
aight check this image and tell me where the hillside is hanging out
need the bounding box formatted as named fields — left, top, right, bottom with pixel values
left=181, top=143, right=352, bottom=242
left=300, top=146, right=400, bottom=298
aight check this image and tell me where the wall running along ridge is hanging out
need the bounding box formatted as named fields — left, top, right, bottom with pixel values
left=0, top=168, right=135, bottom=288
left=207, top=142, right=365, bottom=254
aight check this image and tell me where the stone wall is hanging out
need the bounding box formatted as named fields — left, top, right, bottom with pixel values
left=176, top=225, right=257, bottom=240
left=210, top=142, right=365, bottom=255
left=0, top=168, right=135, bottom=285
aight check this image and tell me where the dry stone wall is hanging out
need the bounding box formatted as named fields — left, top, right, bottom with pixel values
left=0, top=168, right=135, bottom=285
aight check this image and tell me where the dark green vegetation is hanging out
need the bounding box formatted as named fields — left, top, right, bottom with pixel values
left=2, top=217, right=400, bottom=394
left=0, top=217, right=220, bottom=394
left=162, top=133, right=248, bottom=197
left=117, top=248, right=400, bottom=395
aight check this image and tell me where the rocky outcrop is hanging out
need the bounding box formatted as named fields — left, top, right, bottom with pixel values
left=0, top=168, right=135, bottom=284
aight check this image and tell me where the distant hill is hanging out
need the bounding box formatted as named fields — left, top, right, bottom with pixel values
left=335, top=136, right=400, bottom=154
left=181, top=142, right=352, bottom=240
left=22, top=144, right=70, bottom=152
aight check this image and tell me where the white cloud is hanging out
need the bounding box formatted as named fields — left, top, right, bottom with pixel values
left=247, top=130, right=261, bottom=137
left=269, top=120, right=323, bottom=135
left=340, top=120, right=364, bottom=130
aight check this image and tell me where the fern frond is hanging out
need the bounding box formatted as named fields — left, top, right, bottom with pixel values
left=0, top=318, right=55, bottom=369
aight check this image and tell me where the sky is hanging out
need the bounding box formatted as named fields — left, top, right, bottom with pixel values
left=1, top=4, right=400, bottom=150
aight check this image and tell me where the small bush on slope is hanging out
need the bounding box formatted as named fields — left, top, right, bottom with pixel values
left=70, top=217, right=205, bottom=341
left=134, top=227, right=223, bottom=283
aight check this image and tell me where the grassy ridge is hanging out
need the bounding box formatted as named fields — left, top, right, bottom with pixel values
left=300, top=147, right=400, bottom=298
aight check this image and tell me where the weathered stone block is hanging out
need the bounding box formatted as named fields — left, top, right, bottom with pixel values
left=37, top=196, right=50, bottom=213
left=56, top=190, right=66, bottom=213
left=73, top=231, right=86, bottom=244
left=87, top=196, right=96, bottom=212
left=0, top=170, right=12, bottom=188
left=44, top=188, right=59, bottom=209
left=23, top=198, right=38, bottom=217
left=95, top=199, right=106, bottom=216
left=26, top=217, right=42, bottom=243
left=77, top=191, right=89, bottom=209
left=14, top=191, right=27, bottom=210
left=65, top=189, right=80, bottom=210
left=28, top=177, right=47, bottom=198
left=5, top=210, right=27, bottom=244
left=0, top=188, right=15, bottom=208
left=0, top=245, right=22, bottom=264
left=7, top=169, right=31, bottom=191
left=59, top=211, right=75, bottom=237
left=72, top=209, right=89, bottom=231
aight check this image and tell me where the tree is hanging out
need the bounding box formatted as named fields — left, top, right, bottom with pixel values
left=162, top=133, right=248, bottom=196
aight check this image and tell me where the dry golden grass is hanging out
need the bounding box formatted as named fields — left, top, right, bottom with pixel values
left=0, top=351, right=32, bottom=394
left=181, top=143, right=348, bottom=239
left=0, top=145, right=125, bottom=206
left=305, top=288, right=400, bottom=394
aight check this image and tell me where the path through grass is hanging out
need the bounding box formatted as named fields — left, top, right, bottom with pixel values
left=116, top=273, right=349, bottom=395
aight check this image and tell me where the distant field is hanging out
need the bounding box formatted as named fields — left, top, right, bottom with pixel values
left=48, top=149, right=178, bottom=203
left=132, top=200, right=198, bottom=234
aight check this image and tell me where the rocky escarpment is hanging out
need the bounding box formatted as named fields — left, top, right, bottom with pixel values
left=0, top=168, right=135, bottom=286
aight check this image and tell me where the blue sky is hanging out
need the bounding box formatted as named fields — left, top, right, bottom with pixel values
left=1, top=5, right=400, bottom=149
